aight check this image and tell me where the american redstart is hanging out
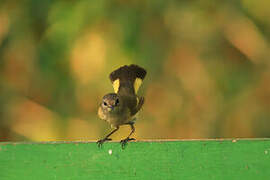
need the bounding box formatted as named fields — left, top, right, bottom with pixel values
left=97, top=64, right=147, bottom=148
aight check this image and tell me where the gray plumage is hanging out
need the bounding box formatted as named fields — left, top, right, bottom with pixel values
left=97, top=64, right=147, bottom=148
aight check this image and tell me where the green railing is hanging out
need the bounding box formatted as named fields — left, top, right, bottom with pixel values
left=0, top=139, right=269, bottom=179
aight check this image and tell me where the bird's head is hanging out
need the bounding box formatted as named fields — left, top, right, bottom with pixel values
left=101, top=93, right=121, bottom=112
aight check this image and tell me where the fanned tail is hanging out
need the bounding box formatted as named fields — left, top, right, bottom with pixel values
left=109, top=64, right=147, bottom=94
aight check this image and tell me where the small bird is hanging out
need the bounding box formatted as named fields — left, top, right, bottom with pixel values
left=97, top=64, right=147, bottom=148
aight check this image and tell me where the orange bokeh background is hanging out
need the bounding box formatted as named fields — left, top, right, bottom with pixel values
left=1, top=0, right=270, bottom=141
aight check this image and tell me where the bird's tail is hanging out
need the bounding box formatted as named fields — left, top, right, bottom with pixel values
left=109, top=64, right=147, bottom=94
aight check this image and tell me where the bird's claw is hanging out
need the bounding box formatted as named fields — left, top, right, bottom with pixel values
left=120, top=137, right=135, bottom=149
left=97, top=137, right=112, bottom=148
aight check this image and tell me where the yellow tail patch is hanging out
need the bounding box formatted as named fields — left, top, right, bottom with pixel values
left=134, top=78, right=143, bottom=94
left=113, top=78, right=142, bottom=94
left=112, top=79, right=120, bottom=93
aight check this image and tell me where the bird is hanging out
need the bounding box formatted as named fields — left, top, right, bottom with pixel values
left=97, top=64, right=147, bottom=148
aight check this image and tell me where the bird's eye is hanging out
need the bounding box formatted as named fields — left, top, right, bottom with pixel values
left=115, top=98, right=119, bottom=105
left=103, top=102, right=107, bottom=106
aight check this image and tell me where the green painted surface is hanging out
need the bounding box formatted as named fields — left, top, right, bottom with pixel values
left=0, top=139, right=270, bottom=180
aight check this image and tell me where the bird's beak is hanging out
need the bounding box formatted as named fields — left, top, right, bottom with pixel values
left=108, top=106, right=114, bottom=112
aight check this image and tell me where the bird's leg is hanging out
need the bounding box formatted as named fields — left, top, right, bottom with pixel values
left=97, top=126, right=119, bottom=148
left=120, top=122, right=135, bottom=149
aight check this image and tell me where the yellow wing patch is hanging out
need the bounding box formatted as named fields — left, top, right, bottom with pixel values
left=112, top=79, right=120, bottom=93
left=134, top=78, right=143, bottom=94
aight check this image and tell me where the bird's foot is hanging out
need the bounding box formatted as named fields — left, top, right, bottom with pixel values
left=120, top=137, right=135, bottom=149
left=97, top=137, right=112, bottom=148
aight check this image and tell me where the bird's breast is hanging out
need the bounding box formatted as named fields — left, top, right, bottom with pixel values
left=99, top=106, right=131, bottom=127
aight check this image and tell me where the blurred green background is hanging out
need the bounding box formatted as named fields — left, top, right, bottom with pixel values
left=0, top=0, right=270, bottom=141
